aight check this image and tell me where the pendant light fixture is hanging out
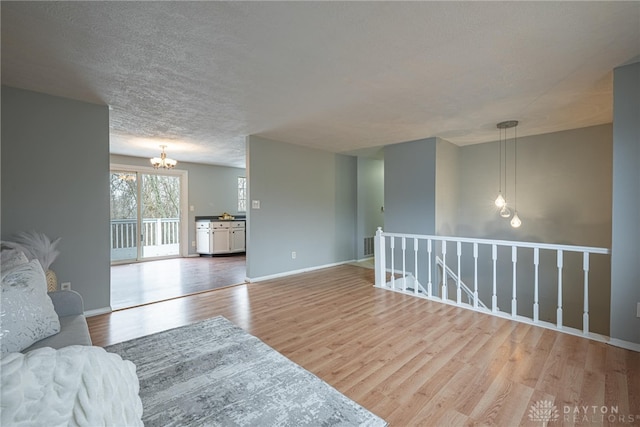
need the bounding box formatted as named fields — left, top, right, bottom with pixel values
left=510, top=122, right=522, bottom=228
left=494, top=124, right=506, bottom=209
left=496, top=121, right=518, bottom=219
left=150, top=145, right=177, bottom=169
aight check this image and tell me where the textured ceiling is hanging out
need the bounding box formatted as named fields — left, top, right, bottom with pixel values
left=2, top=2, right=639, bottom=168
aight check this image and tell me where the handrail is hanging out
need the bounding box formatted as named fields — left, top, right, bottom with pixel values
left=435, top=256, right=488, bottom=310
left=381, top=231, right=610, bottom=255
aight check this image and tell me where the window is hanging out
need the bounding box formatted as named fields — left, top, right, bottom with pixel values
left=238, top=176, right=247, bottom=212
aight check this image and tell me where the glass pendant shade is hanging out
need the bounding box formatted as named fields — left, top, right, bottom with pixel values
left=510, top=212, right=522, bottom=228
left=494, top=193, right=506, bottom=208
left=499, top=205, right=511, bottom=218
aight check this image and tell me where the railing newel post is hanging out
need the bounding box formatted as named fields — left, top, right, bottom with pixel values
left=374, top=227, right=386, bottom=288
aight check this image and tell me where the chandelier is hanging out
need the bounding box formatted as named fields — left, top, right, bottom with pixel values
left=150, top=145, right=177, bottom=169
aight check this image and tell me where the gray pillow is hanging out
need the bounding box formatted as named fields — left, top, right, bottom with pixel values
left=1, top=260, right=61, bottom=353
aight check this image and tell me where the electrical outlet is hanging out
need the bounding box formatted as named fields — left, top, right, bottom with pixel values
left=61, top=282, right=71, bottom=290
left=291, top=251, right=296, bottom=259
left=191, top=240, right=196, bottom=247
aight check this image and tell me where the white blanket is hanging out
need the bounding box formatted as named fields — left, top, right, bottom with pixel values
left=1, top=345, right=143, bottom=427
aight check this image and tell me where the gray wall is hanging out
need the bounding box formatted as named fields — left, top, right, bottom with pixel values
left=384, top=137, right=437, bottom=235
left=1, top=86, right=110, bottom=312
left=458, top=125, right=613, bottom=246
left=611, top=61, right=640, bottom=345
left=110, top=154, right=246, bottom=255
left=356, top=157, right=384, bottom=260
left=245, top=135, right=357, bottom=279
left=435, top=138, right=460, bottom=236
left=383, top=138, right=437, bottom=283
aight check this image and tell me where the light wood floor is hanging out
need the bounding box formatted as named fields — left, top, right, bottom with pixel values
left=110, top=255, right=246, bottom=309
left=89, top=264, right=640, bottom=426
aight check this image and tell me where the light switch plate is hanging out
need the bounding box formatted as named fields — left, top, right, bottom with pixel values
left=252, top=200, right=261, bottom=209
left=637, top=302, right=640, bottom=318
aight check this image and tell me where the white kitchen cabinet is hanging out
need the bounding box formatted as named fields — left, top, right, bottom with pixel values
left=196, top=219, right=245, bottom=255
left=211, top=226, right=231, bottom=254
left=230, top=226, right=245, bottom=253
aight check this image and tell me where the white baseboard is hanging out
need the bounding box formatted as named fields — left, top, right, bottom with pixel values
left=84, top=306, right=112, bottom=317
left=247, top=259, right=356, bottom=283
left=608, top=338, right=640, bottom=352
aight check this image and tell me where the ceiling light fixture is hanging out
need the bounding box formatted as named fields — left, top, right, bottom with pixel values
left=509, top=122, right=522, bottom=228
left=494, top=124, right=506, bottom=209
left=496, top=120, right=518, bottom=219
left=150, top=145, right=177, bottom=169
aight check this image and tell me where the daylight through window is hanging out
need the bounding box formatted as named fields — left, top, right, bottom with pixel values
left=238, top=177, right=247, bottom=212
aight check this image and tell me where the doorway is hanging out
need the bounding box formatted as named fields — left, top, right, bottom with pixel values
left=110, top=166, right=188, bottom=263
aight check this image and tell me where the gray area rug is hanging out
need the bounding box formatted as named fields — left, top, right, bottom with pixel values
left=106, top=316, right=387, bottom=427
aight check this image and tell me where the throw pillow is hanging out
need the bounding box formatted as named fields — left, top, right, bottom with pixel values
left=0, top=248, right=29, bottom=279
left=0, top=259, right=61, bottom=353
left=1, top=346, right=144, bottom=427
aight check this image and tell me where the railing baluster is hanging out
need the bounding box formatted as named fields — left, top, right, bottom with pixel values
left=533, top=248, right=540, bottom=323
left=401, top=237, right=407, bottom=291
left=492, top=244, right=498, bottom=313
left=511, top=246, right=518, bottom=317
left=427, top=239, right=432, bottom=297
left=414, top=238, right=419, bottom=295
left=390, top=236, right=395, bottom=290
left=473, top=243, right=479, bottom=309
left=456, top=242, right=462, bottom=304
left=583, top=252, right=590, bottom=335
left=441, top=241, right=447, bottom=302
left=557, top=249, right=564, bottom=329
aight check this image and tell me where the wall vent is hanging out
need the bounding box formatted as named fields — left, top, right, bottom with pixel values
left=364, top=236, right=374, bottom=257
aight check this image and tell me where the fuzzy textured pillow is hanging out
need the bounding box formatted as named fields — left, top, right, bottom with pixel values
left=1, top=346, right=144, bottom=427
left=0, top=248, right=29, bottom=278
left=0, top=259, right=60, bottom=353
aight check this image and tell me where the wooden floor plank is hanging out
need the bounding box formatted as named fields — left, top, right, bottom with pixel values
left=88, top=263, right=639, bottom=427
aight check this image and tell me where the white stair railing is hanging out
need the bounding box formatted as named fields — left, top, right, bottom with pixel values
left=374, top=227, right=611, bottom=341
left=436, top=256, right=488, bottom=310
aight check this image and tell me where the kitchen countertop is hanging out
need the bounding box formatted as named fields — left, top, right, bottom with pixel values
left=196, top=216, right=246, bottom=221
